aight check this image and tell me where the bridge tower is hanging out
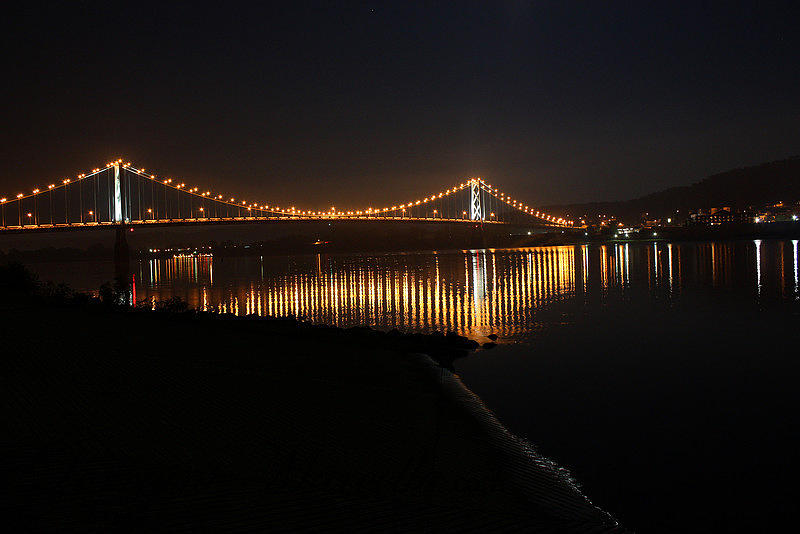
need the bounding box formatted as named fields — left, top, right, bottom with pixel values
left=470, top=179, right=483, bottom=221
left=113, top=163, right=124, bottom=223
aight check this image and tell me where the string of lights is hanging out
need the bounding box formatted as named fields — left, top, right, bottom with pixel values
left=0, top=159, right=572, bottom=227
left=477, top=179, right=572, bottom=226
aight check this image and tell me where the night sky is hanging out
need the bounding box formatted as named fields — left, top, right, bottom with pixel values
left=2, top=1, right=798, bottom=210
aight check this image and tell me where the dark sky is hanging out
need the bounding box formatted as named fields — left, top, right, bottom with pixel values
left=2, top=1, right=798, bottom=210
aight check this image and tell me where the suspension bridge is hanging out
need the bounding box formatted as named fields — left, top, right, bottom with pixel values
left=0, top=159, right=573, bottom=233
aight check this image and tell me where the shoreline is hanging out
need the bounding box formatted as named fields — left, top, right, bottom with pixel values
left=2, top=267, right=624, bottom=531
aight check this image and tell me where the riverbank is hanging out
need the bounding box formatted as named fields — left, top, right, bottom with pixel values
left=2, top=267, right=624, bottom=532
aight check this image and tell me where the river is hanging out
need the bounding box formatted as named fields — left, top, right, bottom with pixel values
left=25, top=239, right=800, bottom=532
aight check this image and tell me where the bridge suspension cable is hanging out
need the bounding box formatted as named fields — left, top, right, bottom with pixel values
left=0, top=158, right=573, bottom=230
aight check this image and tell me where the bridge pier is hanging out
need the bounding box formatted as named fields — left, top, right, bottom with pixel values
left=114, top=224, right=130, bottom=280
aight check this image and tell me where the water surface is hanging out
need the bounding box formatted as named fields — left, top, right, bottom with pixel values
left=31, top=240, right=800, bottom=338
left=26, top=239, right=800, bottom=532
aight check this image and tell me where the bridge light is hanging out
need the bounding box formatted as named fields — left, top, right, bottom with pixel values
left=17, top=193, right=23, bottom=198
left=0, top=198, right=5, bottom=202
left=32, top=189, right=39, bottom=194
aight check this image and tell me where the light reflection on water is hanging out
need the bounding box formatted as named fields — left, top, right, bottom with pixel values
left=114, top=240, right=800, bottom=340
left=136, top=247, right=576, bottom=339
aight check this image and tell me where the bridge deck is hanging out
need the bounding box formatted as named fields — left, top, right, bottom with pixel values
left=0, top=216, right=570, bottom=236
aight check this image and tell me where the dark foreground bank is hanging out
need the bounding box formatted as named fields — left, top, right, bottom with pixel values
left=2, top=265, right=624, bottom=532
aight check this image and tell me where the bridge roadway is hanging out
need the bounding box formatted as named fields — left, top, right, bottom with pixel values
left=0, top=214, right=555, bottom=235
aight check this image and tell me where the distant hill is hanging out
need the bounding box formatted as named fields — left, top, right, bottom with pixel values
left=543, top=157, right=800, bottom=222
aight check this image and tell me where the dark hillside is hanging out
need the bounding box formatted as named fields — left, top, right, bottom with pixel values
left=544, top=157, right=800, bottom=222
